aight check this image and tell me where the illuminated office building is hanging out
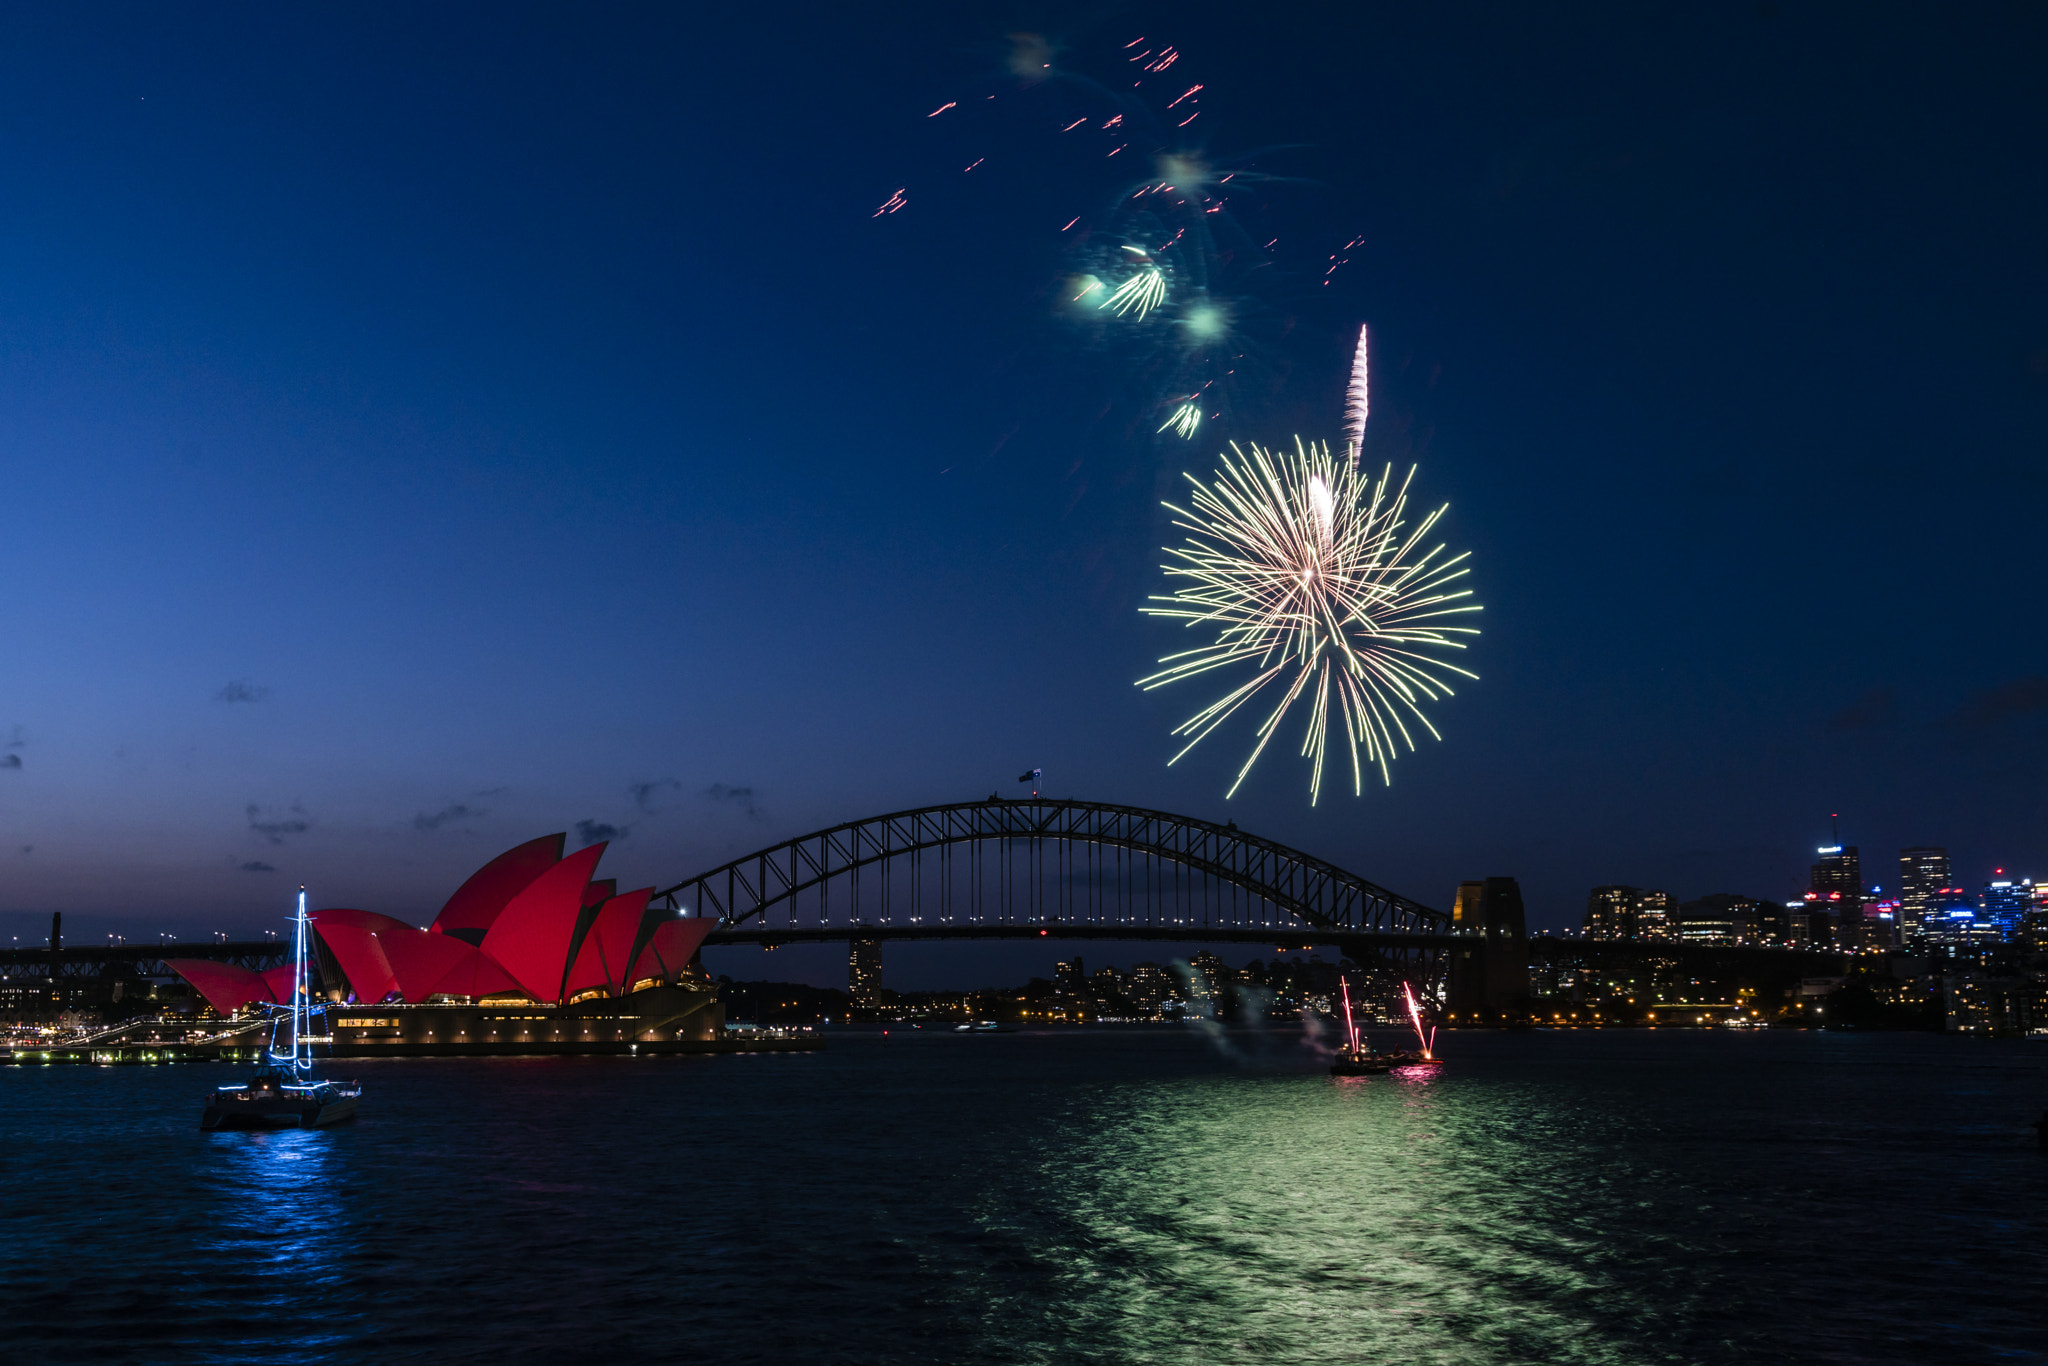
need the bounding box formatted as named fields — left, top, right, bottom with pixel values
left=2021, top=886, right=2048, bottom=954
left=1582, top=886, right=1676, bottom=940
left=1978, top=877, right=2033, bottom=939
left=1810, top=845, right=1862, bottom=899
left=1583, top=886, right=1636, bottom=939
left=1637, top=889, right=1677, bottom=940
left=1898, top=847, right=1950, bottom=942
left=849, top=935, right=882, bottom=1013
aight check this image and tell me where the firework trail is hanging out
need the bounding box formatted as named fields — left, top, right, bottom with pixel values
left=1103, top=257, right=1168, bottom=319
left=1139, top=440, right=1480, bottom=801
left=1342, top=324, right=1369, bottom=466
left=874, top=32, right=1312, bottom=446
left=1158, top=402, right=1202, bottom=439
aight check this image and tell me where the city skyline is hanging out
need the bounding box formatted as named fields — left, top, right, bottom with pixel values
left=2, top=5, right=2045, bottom=988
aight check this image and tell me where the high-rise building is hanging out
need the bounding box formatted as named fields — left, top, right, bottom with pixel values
left=1753, top=901, right=1800, bottom=947
left=1637, top=889, right=1677, bottom=940
left=1810, top=845, right=1862, bottom=899
left=1128, top=962, right=1171, bottom=1013
left=849, top=935, right=882, bottom=1014
left=2020, top=886, right=2048, bottom=954
left=1899, top=847, right=1950, bottom=943
left=1582, top=886, right=1675, bottom=940
left=1183, top=951, right=1229, bottom=1007
left=1929, top=887, right=2000, bottom=946
left=1054, top=957, right=1085, bottom=991
left=1978, top=877, right=2033, bottom=938
left=1840, top=899, right=1900, bottom=952
left=1777, top=902, right=1810, bottom=948
left=1584, top=886, right=1637, bottom=939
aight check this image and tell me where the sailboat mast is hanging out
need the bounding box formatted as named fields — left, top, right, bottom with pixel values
left=292, top=886, right=309, bottom=1077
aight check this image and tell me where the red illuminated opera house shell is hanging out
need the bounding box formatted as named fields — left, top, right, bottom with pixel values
left=168, top=835, right=714, bottom=1015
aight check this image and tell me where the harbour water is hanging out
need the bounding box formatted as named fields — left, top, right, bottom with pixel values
left=3, top=1028, right=2043, bottom=1365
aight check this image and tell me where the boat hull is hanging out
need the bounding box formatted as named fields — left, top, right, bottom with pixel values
left=201, top=1087, right=358, bottom=1130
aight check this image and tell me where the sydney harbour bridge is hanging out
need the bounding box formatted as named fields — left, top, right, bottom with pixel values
left=1, top=795, right=1840, bottom=1011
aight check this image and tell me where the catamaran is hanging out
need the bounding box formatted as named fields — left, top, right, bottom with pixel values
left=200, top=888, right=361, bottom=1130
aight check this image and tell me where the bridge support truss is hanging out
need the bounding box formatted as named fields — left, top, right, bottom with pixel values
left=654, top=797, right=1453, bottom=988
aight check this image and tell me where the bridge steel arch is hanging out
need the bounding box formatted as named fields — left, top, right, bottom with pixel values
left=652, top=798, right=1451, bottom=976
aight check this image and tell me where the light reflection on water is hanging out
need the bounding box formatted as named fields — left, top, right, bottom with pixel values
left=191, top=1129, right=359, bottom=1362
left=971, top=1067, right=1671, bottom=1365
left=0, top=1030, right=2042, bottom=1365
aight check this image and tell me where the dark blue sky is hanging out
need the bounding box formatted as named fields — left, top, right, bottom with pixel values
left=3, top=4, right=2044, bottom=985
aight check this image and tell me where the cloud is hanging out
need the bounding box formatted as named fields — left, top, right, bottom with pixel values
left=17, top=845, right=30, bottom=856
left=1946, top=677, right=2048, bottom=733
left=1829, top=687, right=1895, bottom=732
left=705, top=782, right=761, bottom=819
left=575, top=819, right=628, bottom=847
left=215, top=681, right=270, bottom=704
left=237, top=860, right=276, bottom=873
left=246, top=801, right=312, bottom=844
left=629, top=779, right=682, bottom=813
left=0, top=754, right=18, bottom=771
left=414, top=803, right=485, bottom=833
left=2, top=726, right=21, bottom=770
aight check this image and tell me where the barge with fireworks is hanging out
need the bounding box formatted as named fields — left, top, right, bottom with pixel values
left=1331, top=979, right=1442, bottom=1076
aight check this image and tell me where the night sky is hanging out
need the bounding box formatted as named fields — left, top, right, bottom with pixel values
left=4, top=4, right=2045, bottom=986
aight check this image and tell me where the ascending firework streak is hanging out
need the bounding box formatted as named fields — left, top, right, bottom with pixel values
left=1342, top=324, right=1369, bottom=466
left=1139, top=439, right=1480, bottom=801
left=1403, top=982, right=1436, bottom=1060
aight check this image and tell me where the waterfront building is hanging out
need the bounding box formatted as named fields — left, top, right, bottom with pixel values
left=1127, top=962, right=1172, bottom=1013
left=1184, top=951, right=1228, bottom=1007
left=1899, top=847, right=1950, bottom=943
left=1945, top=974, right=2036, bottom=1034
left=164, top=834, right=725, bottom=1053
left=1054, top=957, right=1085, bottom=991
left=849, top=936, right=882, bottom=1014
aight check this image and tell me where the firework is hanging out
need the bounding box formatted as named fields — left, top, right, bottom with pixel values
left=1139, top=440, right=1479, bottom=801
left=1102, top=256, right=1167, bottom=319
left=1158, top=402, right=1201, bottom=439
left=1342, top=324, right=1369, bottom=465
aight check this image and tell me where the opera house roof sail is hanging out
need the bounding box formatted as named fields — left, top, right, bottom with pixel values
left=167, top=835, right=715, bottom=1016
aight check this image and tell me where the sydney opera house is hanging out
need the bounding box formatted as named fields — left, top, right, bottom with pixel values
left=167, top=835, right=729, bottom=1055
